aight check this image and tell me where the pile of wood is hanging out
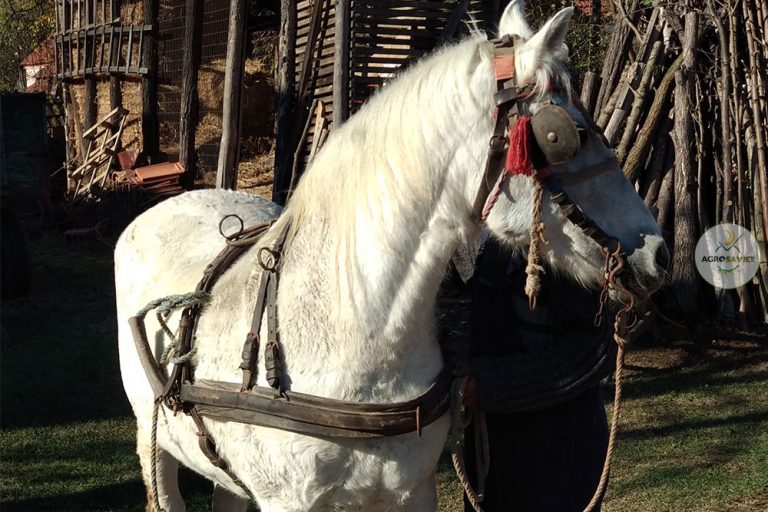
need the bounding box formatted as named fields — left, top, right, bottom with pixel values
left=579, top=0, right=767, bottom=326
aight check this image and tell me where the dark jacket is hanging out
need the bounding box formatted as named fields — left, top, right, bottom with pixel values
left=469, top=239, right=615, bottom=413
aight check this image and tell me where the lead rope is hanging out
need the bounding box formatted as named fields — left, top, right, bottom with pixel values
left=581, top=244, right=636, bottom=512
left=450, top=376, right=489, bottom=512
left=151, top=402, right=165, bottom=512
left=524, top=179, right=547, bottom=309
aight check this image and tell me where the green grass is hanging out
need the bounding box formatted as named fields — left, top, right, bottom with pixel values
left=2, top=233, right=767, bottom=511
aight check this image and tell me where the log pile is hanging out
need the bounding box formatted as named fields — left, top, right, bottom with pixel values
left=581, top=0, right=768, bottom=327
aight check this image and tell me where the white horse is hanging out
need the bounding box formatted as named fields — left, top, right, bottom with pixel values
left=116, top=2, right=668, bottom=511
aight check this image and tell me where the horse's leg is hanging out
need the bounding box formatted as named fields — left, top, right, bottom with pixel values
left=136, top=420, right=185, bottom=512
left=212, top=484, right=249, bottom=512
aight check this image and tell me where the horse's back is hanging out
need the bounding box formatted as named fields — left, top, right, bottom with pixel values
left=114, top=189, right=281, bottom=407
left=115, top=189, right=280, bottom=305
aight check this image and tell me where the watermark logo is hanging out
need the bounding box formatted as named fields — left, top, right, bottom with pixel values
left=695, top=223, right=761, bottom=289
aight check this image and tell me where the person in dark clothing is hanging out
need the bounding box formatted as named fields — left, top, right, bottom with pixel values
left=463, top=238, right=615, bottom=512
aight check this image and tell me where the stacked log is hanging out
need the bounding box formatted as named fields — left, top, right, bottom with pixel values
left=582, top=0, right=767, bottom=326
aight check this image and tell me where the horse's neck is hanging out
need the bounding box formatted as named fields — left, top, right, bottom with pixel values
left=274, top=40, right=493, bottom=392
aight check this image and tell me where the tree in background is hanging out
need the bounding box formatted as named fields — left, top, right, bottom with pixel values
left=0, top=0, right=55, bottom=92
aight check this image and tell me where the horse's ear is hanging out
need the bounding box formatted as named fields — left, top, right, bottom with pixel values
left=499, top=0, right=533, bottom=40
left=524, top=7, right=574, bottom=60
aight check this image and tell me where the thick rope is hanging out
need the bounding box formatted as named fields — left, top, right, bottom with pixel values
left=151, top=402, right=166, bottom=512
left=450, top=376, right=489, bottom=512
left=581, top=245, right=636, bottom=512
left=524, top=179, right=547, bottom=309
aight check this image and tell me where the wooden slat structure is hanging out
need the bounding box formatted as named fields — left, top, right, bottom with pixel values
left=273, top=0, right=500, bottom=203
left=54, top=0, right=153, bottom=79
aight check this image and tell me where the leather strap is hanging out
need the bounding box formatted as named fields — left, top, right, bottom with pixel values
left=182, top=369, right=452, bottom=439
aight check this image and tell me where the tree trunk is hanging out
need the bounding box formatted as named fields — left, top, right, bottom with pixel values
left=668, top=14, right=701, bottom=318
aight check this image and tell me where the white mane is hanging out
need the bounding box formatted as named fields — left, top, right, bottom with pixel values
left=267, top=32, right=572, bottom=323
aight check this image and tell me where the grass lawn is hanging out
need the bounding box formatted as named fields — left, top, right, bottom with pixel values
left=2, top=232, right=766, bottom=511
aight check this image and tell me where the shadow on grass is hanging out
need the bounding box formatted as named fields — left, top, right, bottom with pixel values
left=2, top=469, right=216, bottom=512
left=1, top=233, right=131, bottom=429
left=2, top=479, right=147, bottom=512
left=609, top=342, right=768, bottom=403
left=619, top=409, right=768, bottom=441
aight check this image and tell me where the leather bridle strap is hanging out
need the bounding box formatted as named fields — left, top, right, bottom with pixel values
left=471, top=100, right=515, bottom=221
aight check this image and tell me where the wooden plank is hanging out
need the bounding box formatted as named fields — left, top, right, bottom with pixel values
left=360, top=0, right=453, bottom=11
left=126, top=24, right=133, bottom=73
left=142, top=0, right=159, bottom=159
left=108, top=25, right=116, bottom=68
left=439, top=0, right=470, bottom=42
left=273, top=0, right=297, bottom=203
left=178, top=0, right=203, bottom=185
left=136, top=23, right=143, bottom=71
left=98, top=23, right=105, bottom=70
left=216, top=0, right=248, bottom=189
left=352, top=27, right=443, bottom=39
left=308, top=100, right=326, bottom=159
left=351, top=46, right=417, bottom=57
left=297, top=0, right=329, bottom=107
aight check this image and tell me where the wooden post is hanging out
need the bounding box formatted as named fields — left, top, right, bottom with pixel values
left=109, top=0, right=121, bottom=142
left=215, top=0, right=248, bottom=190
left=272, top=0, right=296, bottom=203
left=83, top=0, right=96, bottom=132
left=179, top=0, right=204, bottom=187
left=594, top=0, right=639, bottom=118
left=332, top=0, right=350, bottom=127
left=670, top=12, right=700, bottom=317
left=579, top=71, right=601, bottom=117
left=84, top=78, right=97, bottom=131
left=142, top=0, right=159, bottom=161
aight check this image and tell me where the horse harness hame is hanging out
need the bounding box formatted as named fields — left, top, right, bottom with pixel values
left=129, top=217, right=453, bottom=498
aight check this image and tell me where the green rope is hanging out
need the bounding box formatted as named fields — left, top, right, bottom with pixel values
left=136, top=291, right=210, bottom=368
left=136, top=291, right=210, bottom=320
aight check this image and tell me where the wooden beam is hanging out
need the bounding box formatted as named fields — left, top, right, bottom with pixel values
left=84, top=78, right=97, bottom=132
left=179, top=0, right=204, bottom=187
left=215, top=0, right=248, bottom=189
left=273, top=0, right=297, bottom=204
left=142, top=0, right=159, bottom=161
left=332, top=0, right=350, bottom=126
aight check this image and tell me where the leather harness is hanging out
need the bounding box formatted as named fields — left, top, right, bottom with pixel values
left=472, top=35, right=621, bottom=253
left=129, top=34, right=624, bottom=493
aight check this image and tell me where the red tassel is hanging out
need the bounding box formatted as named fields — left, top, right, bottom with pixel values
left=506, top=116, right=533, bottom=176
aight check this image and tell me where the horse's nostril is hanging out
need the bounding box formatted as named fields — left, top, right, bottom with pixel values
left=655, top=244, right=671, bottom=271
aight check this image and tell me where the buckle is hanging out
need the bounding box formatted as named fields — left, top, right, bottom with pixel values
left=488, top=135, right=506, bottom=156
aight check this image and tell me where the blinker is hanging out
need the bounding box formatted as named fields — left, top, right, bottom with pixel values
left=530, top=104, right=582, bottom=165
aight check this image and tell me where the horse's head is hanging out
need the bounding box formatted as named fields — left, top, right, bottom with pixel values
left=479, top=0, right=669, bottom=300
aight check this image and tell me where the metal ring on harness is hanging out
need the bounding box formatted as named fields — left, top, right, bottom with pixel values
left=219, top=214, right=245, bottom=240
left=258, top=247, right=280, bottom=272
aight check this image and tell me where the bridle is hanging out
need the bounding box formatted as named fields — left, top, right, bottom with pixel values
left=457, top=36, right=641, bottom=512
left=471, top=34, right=622, bottom=254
